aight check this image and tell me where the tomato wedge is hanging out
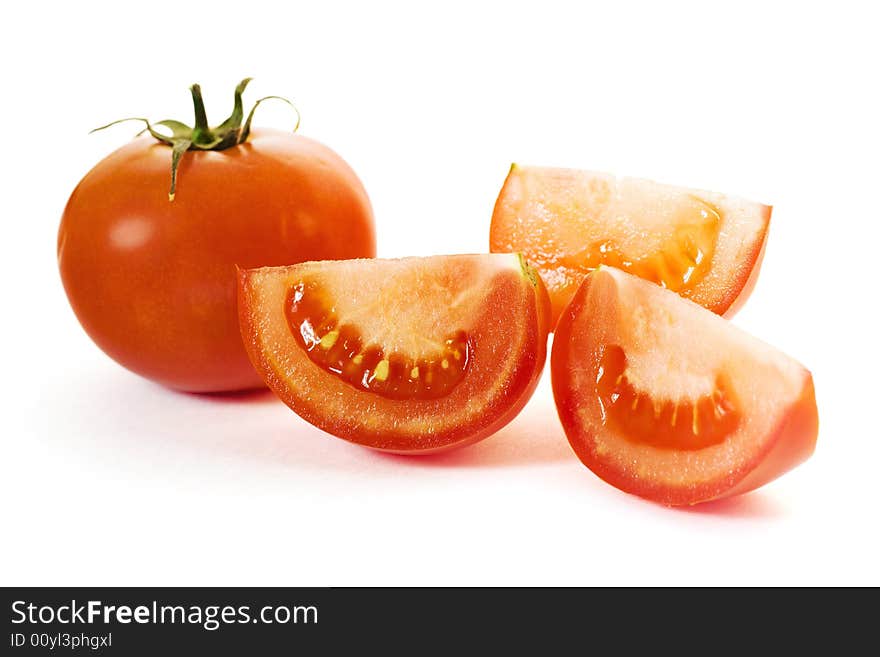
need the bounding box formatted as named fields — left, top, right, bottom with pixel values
left=551, top=267, right=818, bottom=506
left=239, top=254, right=551, bottom=453
left=490, top=165, right=771, bottom=326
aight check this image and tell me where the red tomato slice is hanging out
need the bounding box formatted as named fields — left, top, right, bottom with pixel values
left=551, top=267, right=818, bottom=505
left=490, top=165, right=771, bottom=326
left=239, top=254, right=551, bottom=453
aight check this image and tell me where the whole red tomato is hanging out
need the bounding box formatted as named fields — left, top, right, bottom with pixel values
left=58, top=80, right=376, bottom=392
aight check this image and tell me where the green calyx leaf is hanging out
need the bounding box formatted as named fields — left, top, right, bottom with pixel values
left=90, top=79, right=301, bottom=201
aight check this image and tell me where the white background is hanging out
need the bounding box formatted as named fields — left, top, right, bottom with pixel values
left=3, top=1, right=878, bottom=586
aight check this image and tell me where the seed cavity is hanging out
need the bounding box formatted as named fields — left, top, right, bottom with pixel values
left=285, top=279, right=470, bottom=400
left=555, top=197, right=720, bottom=293
left=595, top=344, right=740, bottom=451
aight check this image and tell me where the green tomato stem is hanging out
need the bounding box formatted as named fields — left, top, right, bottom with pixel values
left=189, top=84, right=213, bottom=145
left=90, top=79, right=301, bottom=201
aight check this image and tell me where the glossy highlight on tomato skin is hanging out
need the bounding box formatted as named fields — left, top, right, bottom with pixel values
left=238, top=255, right=552, bottom=454
left=551, top=267, right=818, bottom=506
left=58, top=128, right=375, bottom=392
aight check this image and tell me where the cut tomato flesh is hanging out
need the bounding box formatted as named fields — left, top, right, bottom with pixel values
left=549, top=193, right=720, bottom=293
left=286, top=279, right=471, bottom=400
left=551, top=267, right=818, bottom=506
left=596, top=345, right=740, bottom=451
left=490, top=165, right=771, bottom=326
left=239, top=254, right=551, bottom=453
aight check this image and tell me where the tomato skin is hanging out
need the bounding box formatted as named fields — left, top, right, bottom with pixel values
left=238, top=255, right=552, bottom=453
left=58, top=128, right=375, bottom=392
left=720, top=217, right=769, bottom=319
left=551, top=268, right=818, bottom=506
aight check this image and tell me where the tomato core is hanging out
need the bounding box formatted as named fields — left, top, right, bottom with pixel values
left=596, top=345, right=740, bottom=450
left=285, top=280, right=471, bottom=400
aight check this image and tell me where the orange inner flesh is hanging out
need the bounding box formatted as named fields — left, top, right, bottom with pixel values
left=554, top=197, right=721, bottom=293
left=285, top=280, right=470, bottom=400
left=596, top=345, right=740, bottom=450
